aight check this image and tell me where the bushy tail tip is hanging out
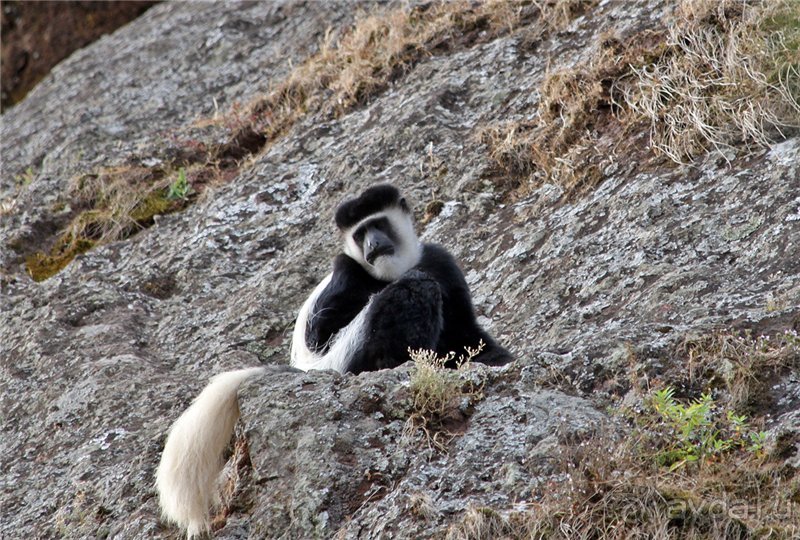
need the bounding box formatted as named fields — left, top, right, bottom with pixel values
left=155, top=367, right=265, bottom=537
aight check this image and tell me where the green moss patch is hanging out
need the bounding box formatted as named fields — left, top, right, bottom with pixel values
left=24, top=166, right=194, bottom=282
left=25, top=236, right=95, bottom=282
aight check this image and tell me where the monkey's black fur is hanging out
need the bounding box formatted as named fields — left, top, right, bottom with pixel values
left=350, top=244, right=511, bottom=373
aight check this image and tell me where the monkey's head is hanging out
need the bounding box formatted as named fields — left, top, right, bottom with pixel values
left=335, top=184, right=422, bottom=281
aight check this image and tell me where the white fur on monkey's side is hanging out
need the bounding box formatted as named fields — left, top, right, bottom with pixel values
left=155, top=366, right=265, bottom=538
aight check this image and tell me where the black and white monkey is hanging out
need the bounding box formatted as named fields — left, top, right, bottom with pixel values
left=156, top=184, right=511, bottom=537
left=292, top=183, right=511, bottom=373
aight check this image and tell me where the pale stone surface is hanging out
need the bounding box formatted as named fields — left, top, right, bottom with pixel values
left=1, top=0, right=798, bottom=537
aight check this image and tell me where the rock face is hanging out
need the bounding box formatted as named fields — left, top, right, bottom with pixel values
left=1, top=1, right=798, bottom=538
left=0, top=0, right=157, bottom=110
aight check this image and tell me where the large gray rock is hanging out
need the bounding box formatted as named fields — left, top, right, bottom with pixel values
left=1, top=0, right=798, bottom=538
left=236, top=365, right=602, bottom=539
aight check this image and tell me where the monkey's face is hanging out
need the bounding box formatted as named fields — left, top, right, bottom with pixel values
left=343, top=207, right=421, bottom=281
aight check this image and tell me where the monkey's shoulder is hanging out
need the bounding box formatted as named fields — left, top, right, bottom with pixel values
left=416, top=243, right=468, bottom=287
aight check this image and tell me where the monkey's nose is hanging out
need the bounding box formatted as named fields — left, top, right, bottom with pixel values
left=364, top=232, right=395, bottom=264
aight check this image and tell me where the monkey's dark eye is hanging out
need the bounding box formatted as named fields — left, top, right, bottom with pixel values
left=353, top=217, right=393, bottom=251
left=370, top=217, right=391, bottom=232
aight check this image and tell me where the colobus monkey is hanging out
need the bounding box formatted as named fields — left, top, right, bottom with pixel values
left=156, top=185, right=511, bottom=537
left=291, top=183, right=512, bottom=373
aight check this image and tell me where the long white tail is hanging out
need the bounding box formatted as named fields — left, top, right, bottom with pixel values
left=156, top=367, right=265, bottom=538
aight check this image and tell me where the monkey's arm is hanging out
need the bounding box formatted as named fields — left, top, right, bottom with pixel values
left=416, top=244, right=513, bottom=366
left=305, top=254, right=386, bottom=354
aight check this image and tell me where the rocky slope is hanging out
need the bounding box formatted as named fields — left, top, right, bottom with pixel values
left=1, top=1, right=798, bottom=538
left=1, top=0, right=157, bottom=110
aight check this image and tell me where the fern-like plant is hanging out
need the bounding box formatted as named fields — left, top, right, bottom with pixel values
left=649, top=387, right=766, bottom=470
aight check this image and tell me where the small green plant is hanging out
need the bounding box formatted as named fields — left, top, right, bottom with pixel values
left=649, top=387, right=766, bottom=470
left=404, top=341, right=486, bottom=451
left=167, top=168, right=190, bottom=200
left=14, top=166, right=35, bottom=186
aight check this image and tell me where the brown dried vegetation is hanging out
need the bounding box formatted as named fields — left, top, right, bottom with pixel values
left=448, top=430, right=798, bottom=540
left=210, top=426, right=254, bottom=533
left=227, top=0, right=567, bottom=142
left=448, top=437, right=798, bottom=539
left=446, top=330, right=800, bottom=539
left=619, top=0, right=800, bottom=163
left=25, top=165, right=208, bottom=281
left=403, top=343, right=486, bottom=453
left=680, top=330, right=800, bottom=415
left=481, top=29, right=668, bottom=197
left=482, top=0, right=800, bottom=197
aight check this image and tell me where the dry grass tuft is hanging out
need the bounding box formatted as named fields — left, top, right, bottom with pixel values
left=24, top=165, right=211, bottom=281
left=210, top=425, right=254, bottom=532
left=403, top=342, right=486, bottom=452
left=480, top=29, right=666, bottom=197
left=67, top=167, right=172, bottom=244
left=481, top=0, right=800, bottom=198
left=522, top=433, right=799, bottom=539
left=681, top=329, right=800, bottom=413
left=447, top=423, right=799, bottom=539
left=446, top=505, right=526, bottom=540
left=236, top=0, right=538, bottom=143
left=224, top=0, right=599, bottom=162
left=618, top=0, right=800, bottom=163
left=407, top=491, right=439, bottom=522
